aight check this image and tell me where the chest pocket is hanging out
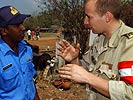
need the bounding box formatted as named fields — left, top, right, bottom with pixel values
left=22, top=60, right=36, bottom=99
left=98, top=64, right=117, bottom=79
left=1, top=64, right=20, bottom=91
left=96, top=36, right=126, bottom=80
left=22, top=60, right=36, bottom=81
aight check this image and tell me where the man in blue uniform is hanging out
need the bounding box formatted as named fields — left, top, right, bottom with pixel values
left=0, top=6, right=40, bottom=100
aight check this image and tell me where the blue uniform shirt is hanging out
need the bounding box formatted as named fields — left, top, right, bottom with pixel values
left=0, top=38, right=36, bottom=100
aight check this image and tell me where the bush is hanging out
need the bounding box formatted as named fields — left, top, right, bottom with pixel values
left=121, top=1, right=133, bottom=27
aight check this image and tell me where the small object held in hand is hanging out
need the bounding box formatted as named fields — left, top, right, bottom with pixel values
left=53, top=79, right=72, bottom=90
left=75, top=43, right=80, bottom=50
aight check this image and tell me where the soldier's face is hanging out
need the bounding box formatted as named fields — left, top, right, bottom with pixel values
left=85, top=0, right=106, bottom=34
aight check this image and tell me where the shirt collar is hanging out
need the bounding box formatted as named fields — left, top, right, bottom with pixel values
left=108, top=20, right=124, bottom=48
left=0, top=38, right=27, bottom=55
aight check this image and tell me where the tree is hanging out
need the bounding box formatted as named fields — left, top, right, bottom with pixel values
left=33, top=0, right=133, bottom=55
left=35, top=0, right=90, bottom=55
left=120, top=1, right=133, bottom=27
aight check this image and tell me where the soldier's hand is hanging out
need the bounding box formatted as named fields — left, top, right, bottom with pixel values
left=58, top=39, right=80, bottom=62
left=59, top=64, right=89, bottom=83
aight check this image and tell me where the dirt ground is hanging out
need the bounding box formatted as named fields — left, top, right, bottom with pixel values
left=27, top=35, right=87, bottom=100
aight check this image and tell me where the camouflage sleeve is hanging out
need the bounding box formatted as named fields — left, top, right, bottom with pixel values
left=120, top=36, right=133, bottom=61
left=109, top=36, right=133, bottom=100
left=109, top=81, right=133, bottom=100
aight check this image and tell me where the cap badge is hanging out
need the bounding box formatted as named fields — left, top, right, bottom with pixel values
left=10, top=6, right=18, bottom=15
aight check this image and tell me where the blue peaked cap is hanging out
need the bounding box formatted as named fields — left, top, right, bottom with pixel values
left=0, top=6, right=30, bottom=28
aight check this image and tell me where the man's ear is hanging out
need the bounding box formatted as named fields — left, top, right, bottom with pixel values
left=105, top=11, right=113, bottom=23
left=0, top=28, right=8, bottom=35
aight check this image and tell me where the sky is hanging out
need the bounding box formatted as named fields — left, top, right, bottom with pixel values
left=0, top=0, right=41, bottom=14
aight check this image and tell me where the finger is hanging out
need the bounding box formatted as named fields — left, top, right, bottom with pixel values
left=58, top=41, right=65, bottom=49
left=58, top=39, right=71, bottom=50
left=59, top=74, right=71, bottom=80
left=58, top=40, right=68, bottom=49
left=57, top=48, right=64, bottom=58
left=59, top=70, right=71, bottom=75
left=75, top=43, right=80, bottom=50
left=57, top=47, right=64, bottom=53
left=62, top=39, right=70, bottom=45
left=62, top=39, right=71, bottom=47
left=63, top=64, right=75, bottom=68
left=59, top=65, right=71, bottom=71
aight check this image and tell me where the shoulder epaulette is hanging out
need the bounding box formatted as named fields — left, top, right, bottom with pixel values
left=125, top=32, right=133, bottom=39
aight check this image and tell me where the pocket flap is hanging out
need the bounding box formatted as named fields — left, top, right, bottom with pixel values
left=2, top=66, right=19, bottom=80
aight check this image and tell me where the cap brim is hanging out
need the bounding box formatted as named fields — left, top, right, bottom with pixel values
left=8, top=14, right=31, bottom=25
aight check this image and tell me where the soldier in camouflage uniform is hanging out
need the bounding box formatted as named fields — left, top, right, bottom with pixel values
left=58, top=0, right=133, bottom=100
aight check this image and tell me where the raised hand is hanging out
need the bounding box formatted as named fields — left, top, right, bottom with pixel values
left=57, top=39, right=80, bottom=62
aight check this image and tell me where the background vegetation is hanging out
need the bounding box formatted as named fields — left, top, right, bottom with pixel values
left=24, top=0, right=133, bottom=54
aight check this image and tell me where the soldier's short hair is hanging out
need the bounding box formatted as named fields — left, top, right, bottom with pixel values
left=86, top=0, right=122, bottom=20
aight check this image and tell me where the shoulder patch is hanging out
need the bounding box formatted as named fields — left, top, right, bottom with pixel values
left=125, top=32, right=133, bottom=39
